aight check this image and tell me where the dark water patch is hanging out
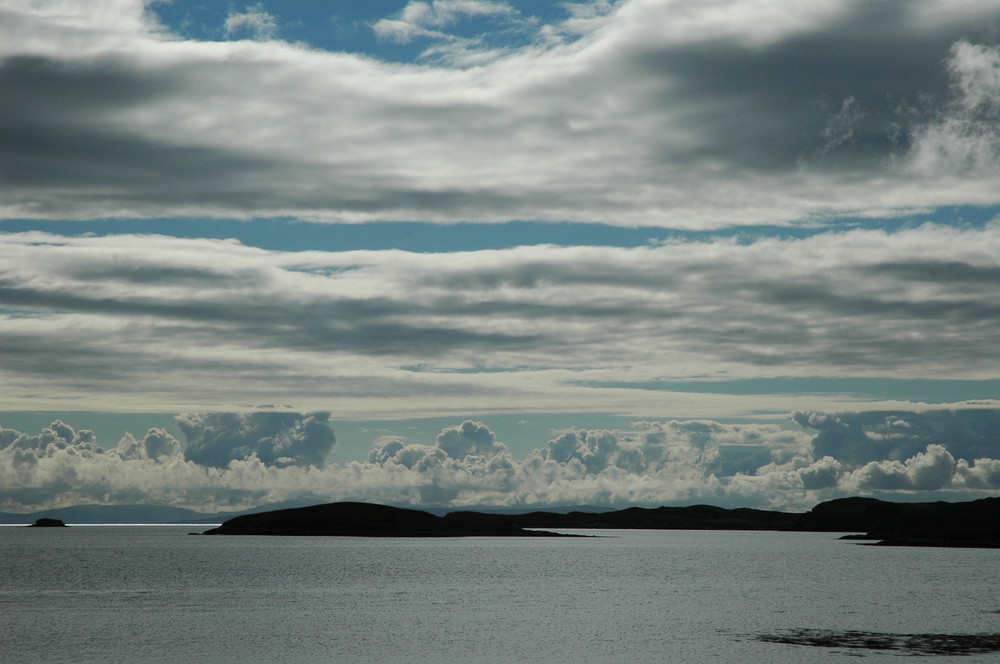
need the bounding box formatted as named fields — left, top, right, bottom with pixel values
left=753, top=629, right=1000, bottom=656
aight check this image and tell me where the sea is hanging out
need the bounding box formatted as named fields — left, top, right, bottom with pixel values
left=1, top=526, right=997, bottom=663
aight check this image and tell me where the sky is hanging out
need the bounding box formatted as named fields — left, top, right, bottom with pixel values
left=3, top=0, right=1000, bottom=514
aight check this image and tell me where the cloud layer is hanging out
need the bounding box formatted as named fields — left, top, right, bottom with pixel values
left=1, top=224, right=999, bottom=415
left=3, top=0, right=1000, bottom=226
left=2, top=410, right=998, bottom=513
left=3, top=2, right=1000, bottom=514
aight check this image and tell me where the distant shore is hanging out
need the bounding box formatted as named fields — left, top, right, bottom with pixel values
left=200, top=496, right=1000, bottom=547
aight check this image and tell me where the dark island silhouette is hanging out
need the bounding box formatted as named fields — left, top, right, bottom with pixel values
left=202, top=496, right=1000, bottom=546
left=801, top=496, right=1000, bottom=547
left=28, top=518, right=67, bottom=527
left=201, top=502, right=572, bottom=537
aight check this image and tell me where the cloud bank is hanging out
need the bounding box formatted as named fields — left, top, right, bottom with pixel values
left=1, top=410, right=998, bottom=513
left=3, top=0, right=1000, bottom=226
left=1, top=224, right=999, bottom=415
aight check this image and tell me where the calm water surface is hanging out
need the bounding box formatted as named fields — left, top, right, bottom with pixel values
left=1, top=526, right=997, bottom=663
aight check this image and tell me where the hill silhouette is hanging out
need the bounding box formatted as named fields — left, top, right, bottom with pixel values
left=201, top=497, right=999, bottom=546
left=201, top=501, right=571, bottom=537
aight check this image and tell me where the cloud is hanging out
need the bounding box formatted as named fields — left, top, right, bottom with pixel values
left=796, top=409, right=1000, bottom=466
left=2, top=411, right=999, bottom=513
left=796, top=456, right=843, bottom=490
left=224, top=3, right=279, bottom=41
left=3, top=0, right=1000, bottom=225
left=434, top=419, right=509, bottom=458
left=114, top=427, right=182, bottom=461
left=374, top=0, right=519, bottom=44
left=850, top=444, right=957, bottom=491
left=179, top=412, right=336, bottom=468
left=908, top=41, right=1000, bottom=178
left=908, top=41, right=1000, bottom=176
left=955, top=456, right=1000, bottom=489
left=3, top=224, right=1000, bottom=415
left=365, top=418, right=816, bottom=508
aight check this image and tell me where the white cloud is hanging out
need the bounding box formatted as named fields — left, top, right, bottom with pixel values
left=849, top=444, right=957, bottom=491
left=2, top=413, right=998, bottom=513
left=908, top=41, right=1000, bottom=176
left=114, top=427, right=181, bottom=461
left=224, top=3, right=279, bottom=41
left=380, top=0, right=518, bottom=36
left=3, top=0, right=1000, bottom=225
left=955, top=456, right=1000, bottom=488
left=2, top=225, right=1000, bottom=415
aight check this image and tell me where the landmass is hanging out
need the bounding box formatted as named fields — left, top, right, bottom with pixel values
left=201, top=496, right=1000, bottom=546
left=801, top=496, right=1000, bottom=548
left=28, top=518, right=66, bottom=527
left=201, top=502, right=572, bottom=537
left=468, top=496, right=1000, bottom=547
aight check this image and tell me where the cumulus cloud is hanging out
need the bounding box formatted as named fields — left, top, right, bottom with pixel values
left=2, top=412, right=999, bottom=513
left=114, top=427, right=182, bottom=461
left=364, top=419, right=816, bottom=508
left=796, top=409, right=1000, bottom=466
left=2, top=0, right=1000, bottom=225
left=434, top=419, right=509, bottom=458
left=955, top=456, right=1000, bottom=489
left=179, top=412, right=336, bottom=468
left=797, top=456, right=843, bottom=490
left=850, top=444, right=957, bottom=491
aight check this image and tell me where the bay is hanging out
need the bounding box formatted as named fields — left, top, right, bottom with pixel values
left=1, top=526, right=997, bottom=663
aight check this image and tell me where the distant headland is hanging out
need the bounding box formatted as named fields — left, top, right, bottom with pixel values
left=200, top=502, right=574, bottom=537
left=201, top=496, right=1000, bottom=547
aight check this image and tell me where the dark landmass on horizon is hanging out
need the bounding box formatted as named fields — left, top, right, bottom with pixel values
left=0, top=500, right=329, bottom=525
left=199, top=497, right=1000, bottom=546
left=449, top=496, right=1000, bottom=546
left=0, top=501, right=614, bottom=525
left=5, top=496, right=996, bottom=546
left=201, top=502, right=572, bottom=537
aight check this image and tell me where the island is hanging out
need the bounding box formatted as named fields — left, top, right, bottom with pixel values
left=28, top=518, right=67, bottom=527
left=201, top=501, right=572, bottom=537
left=201, top=496, right=1000, bottom=546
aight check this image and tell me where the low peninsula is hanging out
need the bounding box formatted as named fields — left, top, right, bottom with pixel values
left=201, top=501, right=571, bottom=537
left=201, top=496, right=1000, bottom=546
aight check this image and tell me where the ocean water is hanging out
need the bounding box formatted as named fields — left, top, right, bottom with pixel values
left=1, top=526, right=997, bottom=663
